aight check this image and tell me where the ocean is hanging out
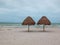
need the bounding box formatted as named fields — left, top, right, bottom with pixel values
left=0, top=23, right=60, bottom=28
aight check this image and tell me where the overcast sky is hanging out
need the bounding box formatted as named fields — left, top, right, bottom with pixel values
left=0, top=0, right=60, bottom=23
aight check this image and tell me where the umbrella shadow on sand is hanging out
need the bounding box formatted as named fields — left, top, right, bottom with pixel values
left=18, top=30, right=54, bottom=33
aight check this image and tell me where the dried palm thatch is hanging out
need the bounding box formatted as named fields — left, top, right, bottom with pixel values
left=22, top=16, right=35, bottom=32
left=37, top=16, right=51, bottom=31
left=37, top=16, right=51, bottom=25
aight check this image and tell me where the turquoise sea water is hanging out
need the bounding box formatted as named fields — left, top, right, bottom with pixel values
left=0, top=23, right=60, bottom=28
left=0, top=23, right=60, bottom=25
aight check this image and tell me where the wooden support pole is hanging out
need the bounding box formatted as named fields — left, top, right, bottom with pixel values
left=28, top=25, right=29, bottom=32
left=43, top=24, right=45, bottom=32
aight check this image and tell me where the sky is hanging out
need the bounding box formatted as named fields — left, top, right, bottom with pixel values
left=0, top=0, right=60, bottom=23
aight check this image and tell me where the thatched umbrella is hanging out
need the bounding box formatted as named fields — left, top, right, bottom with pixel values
left=22, top=16, right=35, bottom=32
left=37, top=16, right=51, bottom=31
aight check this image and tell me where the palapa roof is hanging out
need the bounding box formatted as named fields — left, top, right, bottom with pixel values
left=22, top=16, right=35, bottom=25
left=37, top=16, right=51, bottom=25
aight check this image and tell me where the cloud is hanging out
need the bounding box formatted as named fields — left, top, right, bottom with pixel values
left=0, top=0, right=60, bottom=23
left=0, top=0, right=60, bottom=14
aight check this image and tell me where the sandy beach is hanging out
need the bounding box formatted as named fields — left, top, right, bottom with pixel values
left=0, top=26, right=60, bottom=45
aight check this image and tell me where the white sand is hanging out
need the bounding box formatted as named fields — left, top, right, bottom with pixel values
left=0, top=26, right=60, bottom=45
